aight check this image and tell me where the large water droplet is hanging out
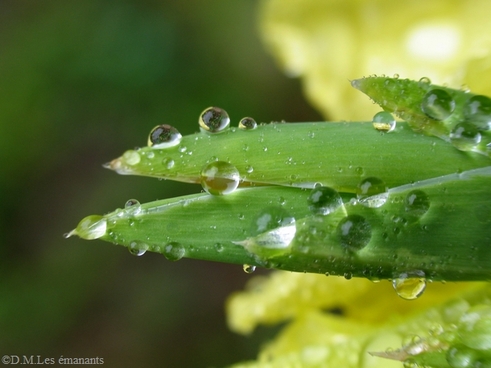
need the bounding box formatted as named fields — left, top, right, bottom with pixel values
left=74, top=215, right=107, bottom=240
left=124, top=199, right=142, bottom=216
left=243, top=264, right=256, bottom=273
left=307, top=186, right=343, bottom=215
left=405, top=190, right=430, bottom=218
left=337, top=215, right=371, bottom=251
left=200, top=161, right=240, bottom=195
left=199, top=107, right=230, bottom=133
left=238, top=117, right=257, bottom=130
left=392, top=272, right=426, bottom=300
left=463, top=95, right=491, bottom=131
left=450, top=122, right=481, bottom=151
left=372, top=111, right=396, bottom=132
left=128, top=241, right=147, bottom=256
left=147, top=124, right=182, bottom=148
left=421, top=89, right=455, bottom=120
left=356, top=177, right=388, bottom=208
left=163, top=242, right=185, bottom=261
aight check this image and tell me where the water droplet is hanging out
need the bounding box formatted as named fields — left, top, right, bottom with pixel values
left=200, top=161, right=240, bottom=195
left=243, top=264, right=256, bottom=273
left=337, top=215, right=371, bottom=251
left=421, top=89, right=455, bottom=120
left=245, top=165, right=254, bottom=173
left=307, top=186, right=343, bottom=215
left=163, top=242, right=185, bottom=261
left=372, top=111, right=396, bottom=132
left=74, top=215, right=107, bottom=240
left=392, top=272, right=426, bottom=300
left=356, top=177, right=388, bottom=208
left=238, top=117, right=257, bottom=130
left=147, top=124, right=182, bottom=148
left=214, top=243, right=224, bottom=252
left=419, top=76, right=431, bottom=84
left=162, top=157, right=175, bottom=169
left=450, top=122, right=481, bottom=151
left=128, top=241, right=147, bottom=256
left=405, top=190, right=430, bottom=218
left=463, top=95, right=491, bottom=130
left=446, top=345, right=477, bottom=368
left=393, top=73, right=400, bottom=79
left=124, top=199, right=142, bottom=216
left=122, top=150, right=141, bottom=166
left=199, top=107, right=230, bottom=133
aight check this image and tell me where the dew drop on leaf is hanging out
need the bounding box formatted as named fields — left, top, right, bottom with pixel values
left=392, top=272, right=426, bottom=300
left=421, top=89, right=455, bottom=120
left=372, top=111, right=396, bottom=132
left=450, top=122, right=481, bottom=151
left=163, top=242, right=185, bottom=261
left=337, top=215, right=371, bottom=251
left=148, top=124, right=182, bottom=148
left=74, top=215, right=107, bottom=240
left=122, top=150, right=141, bottom=166
left=199, top=106, right=230, bottom=133
left=307, top=186, right=343, bottom=215
left=463, top=95, right=491, bottom=131
left=124, top=199, right=142, bottom=216
left=405, top=190, right=430, bottom=218
left=162, top=157, right=175, bottom=169
left=419, top=76, right=431, bottom=84
left=128, top=241, right=147, bottom=256
left=243, top=264, right=256, bottom=273
left=356, top=177, right=388, bottom=208
left=238, top=117, right=257, bottom=130
left=200, top=161, right=240, bottom=195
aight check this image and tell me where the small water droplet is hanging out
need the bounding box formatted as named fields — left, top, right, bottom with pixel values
left=245, top=165, right=254, bottom=173
left=243, top=264, right=256, bottom=273
left=214, top=243, right=224, bottom=252
left=307, top=186, right=343, bottom=215
left=337, top=215, right=371, bottom=251
left=199, top=107, right=230, bottom=133
left=128, top=241, right=147, bottom=256
left=238, top=117, right=257, bottom=130
left=162, top=157, right=175, bottom=169
left=200, top=161, right=240, bottom=195
left=419, top=76, right=431, bottom=84
left=163, top=242, right=185, bottom=261
left=392, top=271, right=426, bottom=300
left=122, top=150, right=141, bottom=166
left=356, top=177, right=388, bottom=208
left=372, top=111, right=396, bottom=132
left=405, top=190, right=430, bottom=218
left=393, top=73, right=400, bottom=79
left=421, top=89, right=455, bottom=120
left=74, top=215, right=107, bottom=240
left=450, top=122, right=481, bottom=151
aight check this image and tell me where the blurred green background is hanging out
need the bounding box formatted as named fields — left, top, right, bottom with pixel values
left=0, top=1, right=322, bottom=366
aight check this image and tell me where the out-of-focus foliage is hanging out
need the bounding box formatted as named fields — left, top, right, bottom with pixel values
left=0, top=1, right=321, bottom=366
left=259, top=0, right=491, bottom=120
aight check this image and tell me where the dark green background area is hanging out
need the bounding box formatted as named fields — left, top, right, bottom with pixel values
left=0, top=1, right=321, bottom=366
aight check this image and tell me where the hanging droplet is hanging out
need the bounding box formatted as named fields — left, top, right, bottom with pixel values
left=356, top=177, right=388, bottom=208
left=72, top=215, right=107, bottom=240
left=163, top=242, right=185, bottom=261
left=463, top=95, right=491, bottom=131
left=392, top=272, right=426, bottom=300
left=405, top=190, right=430, bottom=218
left=200, top=161, right=240, bottom=195
left=450, top=122, right=481, bottom=151
left=421, top=89, right=455, bottom=120
left=372, top=111, right=396, bottom=132
left=243, top=264, right=256, bottom=273
left=337, top=215, right=372, bottom=251
left=124, top=199, right=142, bottom=216
left=238, top=117, right=257, bottom=130
left=307, top=186, right=343, bottom=215
left=148, top=124, right=182, bottom=148
left=128, top=241, right=147, bottom=256
left=199, top=107, right=230, bottom=133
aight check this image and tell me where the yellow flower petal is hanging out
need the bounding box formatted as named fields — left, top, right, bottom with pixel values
left=259, top=0, right=491, bottom=120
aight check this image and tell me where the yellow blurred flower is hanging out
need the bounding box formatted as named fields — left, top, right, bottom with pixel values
left=258, top=0, right=491, bottom=120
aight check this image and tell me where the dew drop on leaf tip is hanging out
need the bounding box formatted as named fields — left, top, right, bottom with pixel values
left=199, top=107, right=230, bottom=133
left=73, top=215, right=107, bottom=240
left=147, top=124, right=182, bottom=148
left=200, top=161, right=240, bottom=195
